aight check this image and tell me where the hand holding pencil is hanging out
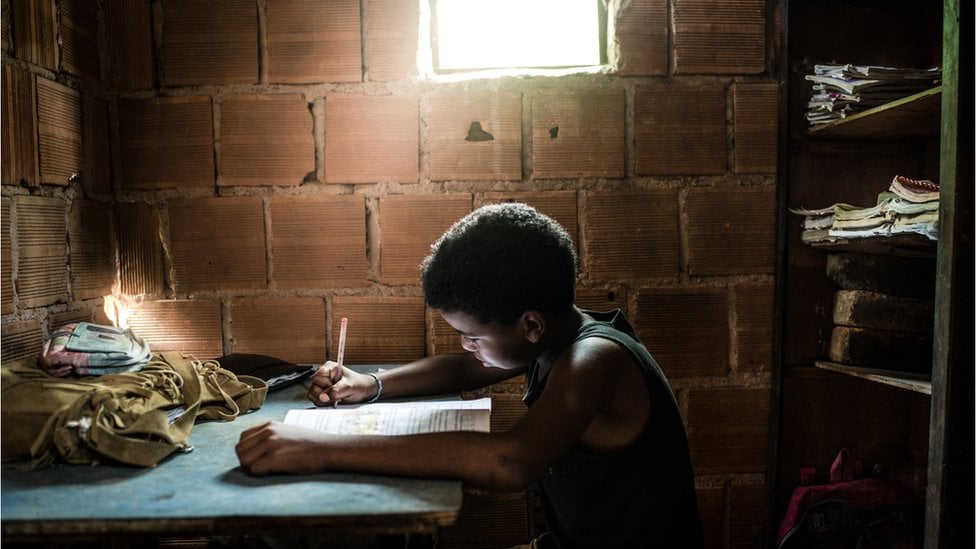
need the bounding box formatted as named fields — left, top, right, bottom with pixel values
left=307, top=318, right=375, bottom=407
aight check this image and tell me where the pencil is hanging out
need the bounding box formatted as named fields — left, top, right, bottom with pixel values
left=336, top=317, right=348, bottom=370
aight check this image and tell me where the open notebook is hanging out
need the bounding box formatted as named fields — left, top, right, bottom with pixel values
left=283, top=398, right=492, bottom=435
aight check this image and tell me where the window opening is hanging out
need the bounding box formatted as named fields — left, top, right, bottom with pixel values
left=429, top=0, right=606, bottom=74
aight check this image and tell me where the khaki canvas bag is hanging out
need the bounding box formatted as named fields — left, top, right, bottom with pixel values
left=1, top=351, right=267, bottom=469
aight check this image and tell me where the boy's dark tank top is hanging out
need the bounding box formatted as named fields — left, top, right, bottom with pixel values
left=523, top=309, right=704, bottom=549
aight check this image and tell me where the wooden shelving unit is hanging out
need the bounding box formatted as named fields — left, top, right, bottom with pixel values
left=807, top=86, right=942, bottom=139
left=778, top=1, right=971, bottom=547
left=808, top=233, right=937, bottom=257
left=814, top=361, right=931, bottom=395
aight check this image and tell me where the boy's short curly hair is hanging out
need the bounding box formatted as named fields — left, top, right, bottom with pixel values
left=421, top=202, right=578, bottom=325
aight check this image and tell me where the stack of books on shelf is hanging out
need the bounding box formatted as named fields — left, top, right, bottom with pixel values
left=790, top=175, right=940, bottom=244
left=804, top=64, right=942, bottom=125
left=824, top=253, right=935, bottom=375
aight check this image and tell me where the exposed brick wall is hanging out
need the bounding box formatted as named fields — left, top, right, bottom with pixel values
left=1, top=1, right=782, bottom=546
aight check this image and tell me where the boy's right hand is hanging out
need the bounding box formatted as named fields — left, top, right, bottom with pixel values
left=307, top=362, right=377, bottom=406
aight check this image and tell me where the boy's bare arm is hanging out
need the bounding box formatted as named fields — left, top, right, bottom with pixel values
left=238, top=340, right=620, bottom=492
left=309, top=352, right=523, bottom=406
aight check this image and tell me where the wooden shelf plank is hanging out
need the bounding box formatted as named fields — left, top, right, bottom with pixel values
left=815, top=361, right=932, bottom=395
left=808, top=233, right=938, bottom=257
left=808, top=87, right=942, bottom=139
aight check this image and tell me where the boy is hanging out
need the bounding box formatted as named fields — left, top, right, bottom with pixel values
left=236, top=203, right=704, bottom=548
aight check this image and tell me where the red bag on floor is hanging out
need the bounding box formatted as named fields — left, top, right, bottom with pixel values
left=777, top=449, right=923, bottom=548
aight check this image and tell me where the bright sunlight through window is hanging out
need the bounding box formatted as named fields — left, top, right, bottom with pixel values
left=432, top=0, right=603, bottom=72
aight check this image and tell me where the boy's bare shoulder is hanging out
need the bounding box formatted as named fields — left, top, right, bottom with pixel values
left=566, top=333, right=639, bottom=372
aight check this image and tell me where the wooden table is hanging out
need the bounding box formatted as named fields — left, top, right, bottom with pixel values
left=1, top=383, right=462, bottom=542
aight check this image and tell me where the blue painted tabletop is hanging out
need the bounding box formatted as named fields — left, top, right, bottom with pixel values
left=1, top=383, right=462, bottom=537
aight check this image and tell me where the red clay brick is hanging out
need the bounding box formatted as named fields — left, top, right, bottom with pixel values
left=735, top=283, right=775, bottom=373
left=731, top=482, right=769, bottom=547
left=0, top=318, right=43, bottom=362
left=85, top=97, right=112, bottom=194
left=230, top=296, right=326, bottom=364
left=613, top=0, right=668, bottom=76
left=576, top=287, right=628, bottom=317
left=104, top=0, right=156, bottom=90
left=437, top=491, right=530, bottom=548
left=365, top=0, right=418, bottom=81
left=583, top=189, right=680, bottom=279
left=161, top=0, right=258, bottom=85
left=117, top=96, right=214, bottom=189
left=11, top=0, right=57, bottom=70
left=482, top=191, right=577, bottom=245
left=15, top=196, right=68, bottom=308
left=429, top=91, right=522, bottom=181
left=695, top=485, right=727, bottom=549
left=50, top=309, right=98, bottom=331
left=832, top=289, right=934, bottom=333
left=220, top=94, right=314, bottom=186
left=379, top=194, right=471, bottom=285
left=686, top=387, right=771, bottom=474
left=531, top=88, right=625, bottom=179
left=68, top=199, right=114, bottom=300
left=428, top=308, right=464, bottom=355
left=60, top=0, right=100, bottom=81
left=634, top=287, right=729, bottom=378
left=267, top=0, right=362, bottom=84
left=269, top=195, right=369, bottom=288
left=115, top=201, right=165, bottom=296
left=168, top=197, right=266, bottom=292
left=686, top=186, right=777, bottom=275
left=127, top=299, right=223, bottom=358
left=733, top=82, right=779, bottom=174
left=674, top=0, right=766, bottom=74
left=332, top=296, right=426, bottom=364
left=325, top=93, right=419, bottom=184
left=1, top=65, right=39, bottom=187
left=36, top=78, right=82, bottom=185
left=1, top=197, right=12, bottom=314
left=829, top=326, right=932, bottom=372
left=635, top=83, right=727, bottom=175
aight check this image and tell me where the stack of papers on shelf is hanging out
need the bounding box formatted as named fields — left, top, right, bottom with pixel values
left=805, top=64, right=942, bottom=125
left=790, top=175, right=940, bottom=243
